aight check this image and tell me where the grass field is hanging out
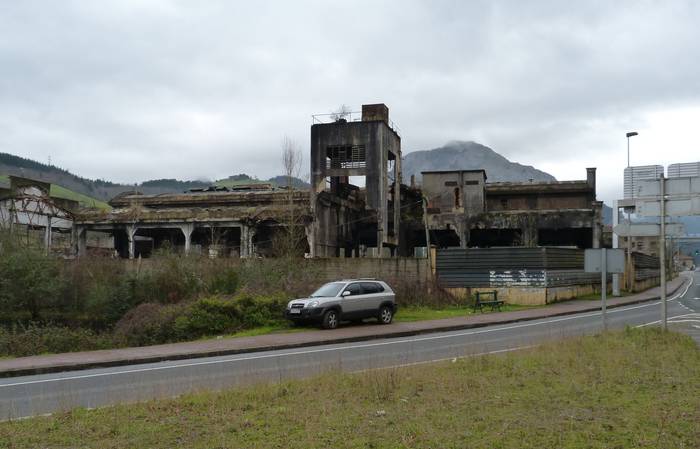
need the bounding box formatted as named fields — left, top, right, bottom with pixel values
left=49, top=184, right=110, bottom=209
left=1, top=328, right=697, bottom=448
left=0, top=174, right=110, bottom=209
left=215, top=305, right=530, bottom=340
left=394, top=304, right=537, bottom=322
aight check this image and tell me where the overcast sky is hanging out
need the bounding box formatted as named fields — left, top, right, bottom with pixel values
left=1, top=1, right=699, bottom=204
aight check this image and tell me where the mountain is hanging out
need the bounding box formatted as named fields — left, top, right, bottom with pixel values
left=0, top=152, right=309, bottom=201
left=402, top=141, right=557, bottom=184
left=603, top=204, right=613, bottom=226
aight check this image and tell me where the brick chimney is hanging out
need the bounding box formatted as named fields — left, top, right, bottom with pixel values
left=586, top=167, right=597, bottom=194
left=361, top=104, right=389, bottom=123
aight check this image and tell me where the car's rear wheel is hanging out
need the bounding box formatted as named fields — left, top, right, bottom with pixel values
left=378, top=305, right=393, bottom=324
left=322, top=309, right=339, bottom=329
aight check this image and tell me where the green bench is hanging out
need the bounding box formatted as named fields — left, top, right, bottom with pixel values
left=472, top=291, right=504, bottom=313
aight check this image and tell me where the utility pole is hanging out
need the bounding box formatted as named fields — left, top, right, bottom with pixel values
left=601, top=247, right=608, bottom=331
left=659, top=175, right=667, bottom=331
left=625, top=132, right=638, bottom=293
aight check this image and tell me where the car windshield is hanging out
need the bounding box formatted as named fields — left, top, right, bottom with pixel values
left=310, top=282, right=345, bottom=298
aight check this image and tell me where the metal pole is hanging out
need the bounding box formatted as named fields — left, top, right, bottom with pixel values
left=627, top=210, right=632, bottom=291
left=601, top=247, right=608, bottom=331
left=612, top=200, right=620, bottom=296
left=660, top=175, right=667, bottom=331
left=626, top=136, right=630, bottom=292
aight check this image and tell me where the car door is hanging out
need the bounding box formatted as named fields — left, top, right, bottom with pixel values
left=360, top=282, right=384, bottom=314
left=340, top=282, right=364, bottom=318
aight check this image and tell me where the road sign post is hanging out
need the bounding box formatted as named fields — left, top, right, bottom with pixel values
left=585, top=248, right=625, bottom=332
left=660, top=176, right=667, bottom=330
left=601, top=248, right=607, bottom=331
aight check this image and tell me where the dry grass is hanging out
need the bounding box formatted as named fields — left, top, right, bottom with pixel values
left=1, top=328, right=698, bottom=448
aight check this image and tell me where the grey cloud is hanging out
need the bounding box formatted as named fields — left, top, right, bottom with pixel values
left=1, top=0, right=699, bottom=202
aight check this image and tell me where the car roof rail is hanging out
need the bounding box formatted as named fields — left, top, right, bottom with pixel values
left=340, top=278, right=377, bottom=281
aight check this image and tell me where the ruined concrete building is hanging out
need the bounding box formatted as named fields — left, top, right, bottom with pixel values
left=70, top=103, right=605, bottom=258
left=309, top=104, right=402, bottom=257
left=74, top=186, right=311, bottom=258
left=421, top=168, right=603, bottom=249
left=0, top=176, right=75, bottom=252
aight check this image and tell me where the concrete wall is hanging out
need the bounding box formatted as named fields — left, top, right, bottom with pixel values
left=485, top=192, right=592, bottom=211
left=445, top=282, right=613, bottom=306
left=422, top=170, right=485, bottom=215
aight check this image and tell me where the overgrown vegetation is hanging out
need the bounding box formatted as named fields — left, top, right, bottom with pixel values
left=1, top=328, right=698, bottom=448
left=0, top=232, right=319, bottom=357
left=0, top=231, right=468, bottom=358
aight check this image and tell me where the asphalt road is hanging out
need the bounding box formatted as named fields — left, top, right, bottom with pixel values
left=1, top=273, right=698, bottom=420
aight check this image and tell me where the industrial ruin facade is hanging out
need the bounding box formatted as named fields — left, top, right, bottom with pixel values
left=0, top=176, right=75, bottom=252
left=70, top=103, right=605, bottom=259
left=309, top=104, right=402, bottom=257
left=421, top=168, right=603, bottom=249
left=74, top=187, right=311, bottom=258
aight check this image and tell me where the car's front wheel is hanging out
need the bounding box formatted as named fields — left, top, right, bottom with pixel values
left=322, top=309, right=339, bottom=329
left=378, top=305, right=393, bottom=324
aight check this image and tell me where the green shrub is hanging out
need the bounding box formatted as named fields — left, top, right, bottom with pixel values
left=0, top=246, right=64, bottom=321
left=207, top=267, right=239, bottom=295
left=173, top=297, right=241, bottom=337
left=0, top=324, right=113, bottom=358
left=167, top=293, right=288, bottom=342
left=112, top=302, right=183, bottom=347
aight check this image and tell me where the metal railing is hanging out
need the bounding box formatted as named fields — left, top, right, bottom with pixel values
left=311, top=111, right=401, bottom=137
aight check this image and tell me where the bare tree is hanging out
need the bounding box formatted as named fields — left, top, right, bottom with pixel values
left=330, top=104, right=351, bottom=122
left=282, top=136, right=303, bottom=189
left=274, top=136, right=305, bottom=258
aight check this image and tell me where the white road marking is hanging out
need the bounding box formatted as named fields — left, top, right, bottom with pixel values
left=1, top=278, right=693, bottom=389
left=637, top=312, right=700, bottom=328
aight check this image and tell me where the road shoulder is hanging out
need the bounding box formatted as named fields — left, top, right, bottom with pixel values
left=0, top=275, right=690, bottom=378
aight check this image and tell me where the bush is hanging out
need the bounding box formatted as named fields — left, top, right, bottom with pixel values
left=0, top=324, right=113, bottom=358
left=113, top=293, right=289, bottom=346
left=0, top=246, right=64, bottom=321
left=173, top=297, right=241, bottom=337
left=207, top=267, right=239, bottom=295
left=112, top=302, right=183, bottom=347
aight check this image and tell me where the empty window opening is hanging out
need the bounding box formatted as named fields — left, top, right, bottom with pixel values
left=538, top=228, right=592, bottom=249
left=469, top=229, right=521, bottom=247
left=430, top=229, right=461, bottom=248
left=454, top=187, right=461, bottom=208
left=326, top=145, right=366, bottom=169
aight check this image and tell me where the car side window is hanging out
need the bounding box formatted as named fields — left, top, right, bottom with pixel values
left=361, top=282, right=383, bottom=294
left=343, top=283, right=362, bottom=296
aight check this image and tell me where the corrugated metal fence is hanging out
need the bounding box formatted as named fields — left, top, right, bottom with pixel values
left=633, top=252, right=660, bottom=281
left=436, top=247, right=600, bottom=288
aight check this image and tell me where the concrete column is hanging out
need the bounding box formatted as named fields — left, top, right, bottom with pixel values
left=43, top=216, right=53, bottom=254
left=592, top=201, right=603, bottom=249
left=376, top=209, right=384, bottom=259
left=458, top=222, right=467, bottom=249
left=180, top=223, right=195, bottom=255
left=241, top=225, right=255, bottom=258
left=305, top=223, right=315, bottom=258
left=393, top=151, right=401, bottom=254
left=126, top=225, right=137, bottom=259
left=76, top=226, right=87, bottom=256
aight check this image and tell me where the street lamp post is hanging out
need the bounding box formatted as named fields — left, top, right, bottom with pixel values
left=625, top=131, right=638, bottom=292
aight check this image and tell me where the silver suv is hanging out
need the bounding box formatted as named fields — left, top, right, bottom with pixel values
left=285, top=279, right=396, bottom=329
